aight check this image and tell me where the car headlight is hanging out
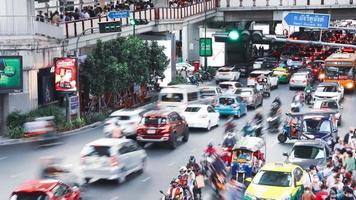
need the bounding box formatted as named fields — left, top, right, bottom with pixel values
left=346, top=82, right=354, bottom=89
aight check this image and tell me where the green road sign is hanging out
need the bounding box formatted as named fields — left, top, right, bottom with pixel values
left=199, top=38, right=213, bottom=57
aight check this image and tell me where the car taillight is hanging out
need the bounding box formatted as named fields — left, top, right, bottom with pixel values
left=111, top=156, right=118, bottom=167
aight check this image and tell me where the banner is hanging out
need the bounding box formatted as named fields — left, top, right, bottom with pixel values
left=54, top=57, right=77, bottom=92
left=0, top=56, right=23, bottom=93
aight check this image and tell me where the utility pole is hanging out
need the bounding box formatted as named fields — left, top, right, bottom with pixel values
left=204, top=0, right=207, bottom=71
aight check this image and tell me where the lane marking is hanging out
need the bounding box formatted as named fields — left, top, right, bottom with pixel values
left=0, top=156, right=8, bottom=161
left=168, top=161, right=176, bottom=166
left=141, top=177, right=151, bottom=182
left=10, top=173, right=22, bottom=178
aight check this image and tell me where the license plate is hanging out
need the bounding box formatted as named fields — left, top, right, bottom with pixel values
left=147, top=129, right=156, bottom=134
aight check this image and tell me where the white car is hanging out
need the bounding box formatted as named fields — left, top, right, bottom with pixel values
left=103, top=109, right=143, bottom=139
left=314, top=82, right=344, bottom=103
left=313, top=99, right=343, bottom=125
left=253, top=58, right=264, bottom=69
left=289, top=72, right=313, bottom=89
left=218, top=81, right=242, bottom=94
left=176, top=62, right=195, bottom=73
left=199, top=86, right=221, bottom=105
left=80, top=138, right=147, bottom=184
left=247, top=70, right=279, bottom=89
left=215, top=66, right=240, bottom=84
left=182, top=104, right=219, bottom=131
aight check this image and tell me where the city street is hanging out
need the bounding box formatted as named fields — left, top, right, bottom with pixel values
left=1, top=84, right=355, bottom=200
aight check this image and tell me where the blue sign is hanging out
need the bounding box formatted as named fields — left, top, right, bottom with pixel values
left=108, top=10, right=130, bottom=19
left=283, top=12, right=330, bottom=29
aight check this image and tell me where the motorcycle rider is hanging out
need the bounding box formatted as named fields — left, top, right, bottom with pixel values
left=186, top=167, right=196, bottom=199
left=222, top=132, right=237, bottom=148
left=178, top=167, right=191, bottom=199
left=304, top=83, right=313, bottom=104
left=166, top=178, right=183, bottom=200
left=252, top=111, right=264, bottom=136
left=224, top=115, right=236, bottom=134
left=204, top=142, right=217, bottom=156
left=186, top=156, right=201, bottom=175
left=272, top=96, right=282, bottom=110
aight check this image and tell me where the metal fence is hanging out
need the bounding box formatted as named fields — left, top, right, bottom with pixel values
left=219, top=0, right=354, bottom=8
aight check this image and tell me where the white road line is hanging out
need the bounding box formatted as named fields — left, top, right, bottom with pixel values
left=168, top=161, right=176, bottom=166
left=141, top=177, right=151, bottom=182
left=10, top=173, right=22, bottom=178
left=0, top=156, right=8, bottom=161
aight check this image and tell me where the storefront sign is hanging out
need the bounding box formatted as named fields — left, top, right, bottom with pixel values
left=54, top=57, right=77, bottom=92
left=0, top=56, right=23, bottom=93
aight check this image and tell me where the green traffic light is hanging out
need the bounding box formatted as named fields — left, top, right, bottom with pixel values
left=228, top=30, right=240, bottom=41
left=129, top=19, right=136, bottom=26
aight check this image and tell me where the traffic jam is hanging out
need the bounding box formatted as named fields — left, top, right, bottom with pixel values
left=8, top=31, right=356, bottom=200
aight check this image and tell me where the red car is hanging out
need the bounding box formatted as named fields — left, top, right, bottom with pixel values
left=10, top=180, right=81, bottom=200
left=136, top=110, right=189, bottom=149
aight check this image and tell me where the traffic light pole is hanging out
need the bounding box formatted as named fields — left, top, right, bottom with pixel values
left=204, top=0, right=207, bottom=72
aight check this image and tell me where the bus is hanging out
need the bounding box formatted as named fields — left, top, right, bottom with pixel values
left=322, top=53, right=356, bottom=90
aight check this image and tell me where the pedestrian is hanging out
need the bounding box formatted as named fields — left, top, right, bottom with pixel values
left=343, top=151, right=355, bottom=173
left=36, top=11, right=45, bottom=22
left=51, top=11, right=61, bottom=26
left=334, top=137, right=344, bottom=152
left=302, top=186, right=315, bottom=200
left=343, top=127, right=355, bottom=145
left=315, top=184, right=329, bottom=200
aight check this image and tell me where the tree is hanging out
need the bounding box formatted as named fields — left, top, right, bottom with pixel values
left=146, top=41, right=170, bottom=83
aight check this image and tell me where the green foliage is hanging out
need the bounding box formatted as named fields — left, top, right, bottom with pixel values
left=83, top=112, right=107, bottom=125
left=27, top=105, right=65, bottom=126
left=6, top=111, right=27, bottom=129
left=7, top=126, right=24, bottom=139
left=168, top=75, right=187, bottom=85
left=72, top=118, right=86, bottom=129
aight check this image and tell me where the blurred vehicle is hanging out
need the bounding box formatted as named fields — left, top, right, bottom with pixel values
left=244, top=162, right=311, bottom=200
left=314, top=82, right=344, bottom=103
left=266, top=102, right=281, bottom=133
left=253, top=58, right=264, bottom=69
left=286, top=57, right=304, bottom=71
left=23, top=116, right=56, bottom=138
left=308, top=60, right=324, bottom=78
left=236, top=62, right=253, bottom=77
left=235, top=87, right=263, bottom=109
left=80, top=138, right=147, bottom=184
left=263, top=57, right=279, bottom=69
left=214, top=66, right=240, bottom=84
left=289, top=72, right=313, bottom=90
left=181, top=104, right=219, bottom=131
left=272, top=67, right=291, bottom=83
left=39, top=157, right=80, bottom=187
left=215, top=95, right=247, bottom=118
left=323, top=53, right=356, bottom=90
left=136, top=110, right=189, bottom=149
left=10, top=179, right=81, bottom=200
left=247, top=70, right=279, bottom=89
left=103, top=109, right=143, bottom=139
left=218, top=81, right=242, bottom=94
left=199, top=86, right=221, bottom=105
left=283, top=140, right=331, bottom=170
left=157, top=85, right=201, bottom=112
left=313, top=99, right=343, bottom=125
left=231, top=137, right=266, bottom=183
left=176, top=62, right=195, bottom=73
left=277, top=113, right=302, bottom=143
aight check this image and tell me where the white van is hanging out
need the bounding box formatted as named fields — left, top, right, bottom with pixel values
left=157, top=84, right=201, bottom=112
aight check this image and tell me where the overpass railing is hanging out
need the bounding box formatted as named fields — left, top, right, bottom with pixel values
left=220, top=0, right=354, bottom=8
left=62, top=0, right=217, bottom=38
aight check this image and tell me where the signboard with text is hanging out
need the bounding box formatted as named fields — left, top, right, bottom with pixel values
left=54, top=57, right=77, bottom=92
left=199, top=38, right=213, bottom=57
left=108, top=10, right=130, bottom=19
left=283, top=12, right=330, bottom=29
left=0, top=56, right=23, bottom=93
left=69, top=95, right=79, bottom=115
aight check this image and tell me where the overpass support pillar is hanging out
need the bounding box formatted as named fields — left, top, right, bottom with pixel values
left=182, top=24, right=200, bottom=63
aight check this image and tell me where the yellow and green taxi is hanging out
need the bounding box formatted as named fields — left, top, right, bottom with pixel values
left=272, top=67, right=291, bottom=83
left=244, top=162, right=311, bottom=200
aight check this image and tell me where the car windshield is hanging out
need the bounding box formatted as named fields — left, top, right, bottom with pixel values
left=143, top=117, right=167, bottom=125
left=292, top=74, right=306, bottom=78
left=200, top=90, right=216, bottom=97
left=160, top=93, right=184, bottom=102
left=325, top=66, right=354, bottom=80
left=81, top=145, right=112, bottom=157
left=11, top=192, right=49, bottom=200
left=235, top=90, right=252, bottom=96
left=219, top=97, right=236, bottom=105
left=249, top=73, right=263, bottom=78
left=253, top=170, right=291, bottom=187
left=303, top=118, right=331, bottom=133
left=185, top=107, right=201, bottom=112
left=316, top=86, right=337, bottom=92
left=319, top=101, right=338, bottom=109
left=291, top=146, right=325, bottom=159
left=219, top=84, right=233, bottom=89
left=218, top=68, right=232, bottom=72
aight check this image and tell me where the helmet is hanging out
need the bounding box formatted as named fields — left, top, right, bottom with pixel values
left=179, top=166, right=187, bottom=174
left=170, top=178, right=178, bottom=186
left=208, top=142, right=213, bottom=148
left=189, top=155, right=196, bottom=163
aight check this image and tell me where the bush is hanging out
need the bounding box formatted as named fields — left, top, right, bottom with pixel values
left=168, top=75, right=187, bottom=85
left=72, top=118, right=86, bottom=129
left=83, top=112, right=107, bottom=125
left=6, top=111, right=27, bottom=129
left=7, top=126, right=24, bottom=139
left=27, top=105, right=65, bottom=126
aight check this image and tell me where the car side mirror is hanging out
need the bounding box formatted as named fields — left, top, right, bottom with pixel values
left=245, top=177, right=252, bottom=184
left=282, top=152, right=289, bottom=157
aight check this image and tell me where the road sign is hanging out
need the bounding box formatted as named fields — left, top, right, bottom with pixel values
left=98, top=21, right=121, bottom=33
left=199, top=38, right=213, bottom=57
left=283, top=12, right=330, bottom=29
left=69, top=95, right=79, bottom=115
left=108, top=10, right=130, bottom=19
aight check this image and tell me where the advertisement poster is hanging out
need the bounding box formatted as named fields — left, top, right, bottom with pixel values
left=54, top=57, right=77, bottom=92
left=0, top=56, right=23, bottom=93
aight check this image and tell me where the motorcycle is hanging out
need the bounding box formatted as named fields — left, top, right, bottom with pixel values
left=187, top=74, right=199, bottom=86
left=290, top=99, right=302, bottom=112
left=160, top=190, right=183, bottom=200
left=266, top=106, right=281, bottom=133
left=304, top=89, right=313, bottom=105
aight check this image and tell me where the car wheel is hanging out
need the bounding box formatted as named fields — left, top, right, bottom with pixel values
left=182, top=127, right=189, bottom=142
left=206, top=121, right=211, bottom=131
left=169, top=132, right=178, bottom=149
left=277, top=134, right=287, bottom=143
left=289, top=86, right=293, bottom=90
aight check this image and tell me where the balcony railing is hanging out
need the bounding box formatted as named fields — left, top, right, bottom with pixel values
left=220, top=0, right=354, bottom=8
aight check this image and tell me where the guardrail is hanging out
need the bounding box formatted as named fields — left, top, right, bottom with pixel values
left=220, top=0, right=354, bottom=8
left=62, top=0, right=217, bottom=38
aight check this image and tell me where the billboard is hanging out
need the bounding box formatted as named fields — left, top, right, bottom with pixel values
left=0, top=56, right=23, bottom=93
left=54, top=57, right=77, bottom=92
